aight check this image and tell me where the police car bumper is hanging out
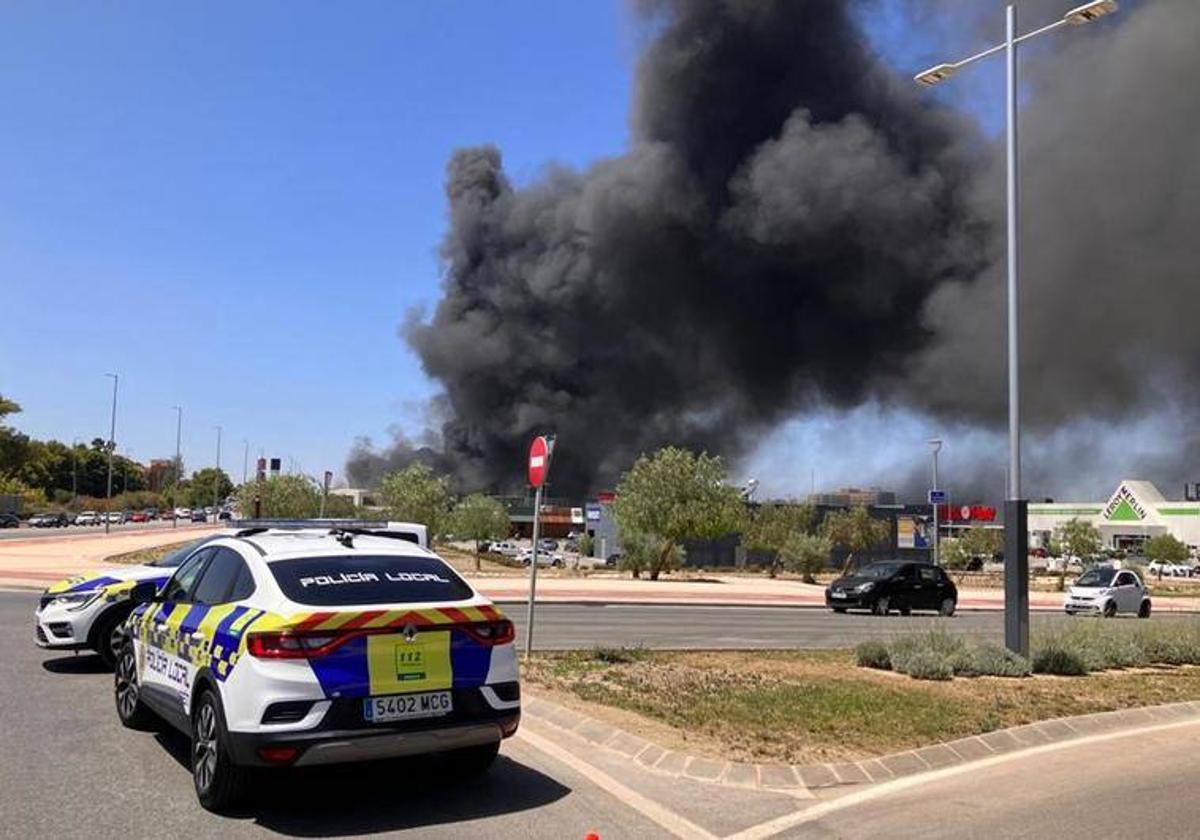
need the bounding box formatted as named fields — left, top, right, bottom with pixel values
left=34, top=597, right=104, bottom=649
left=226, top=684, right=521, bottom=767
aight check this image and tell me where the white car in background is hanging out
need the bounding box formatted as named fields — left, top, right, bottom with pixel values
left=516, top=548, right=563, bottom=568
left=1146, top=561, right=1194, bottom=578
left=75, top=511, right=100, bottom=526
left=1064, top=566, right=1152, bottom=618
left=488, top=540, right=521, bottom=557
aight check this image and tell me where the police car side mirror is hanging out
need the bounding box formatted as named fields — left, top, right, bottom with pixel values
left=130, top=580, right=159, bottom=604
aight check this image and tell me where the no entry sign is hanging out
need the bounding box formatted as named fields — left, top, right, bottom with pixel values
left=528, top=436, right=551, bottom=488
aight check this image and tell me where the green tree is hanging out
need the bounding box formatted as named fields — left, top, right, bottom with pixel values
left=820, top=506, right=890, bottom=570
left=618, top=529, right=668, bottom=579
left=612, top=447, right=747, bottom=580
left=939, top=538, right=971, bottom=570
left=1144, top=534, right=1189, bottom=565
left=235, top=474, right=322, bottom=518
left=0, top=474, right=44, bottom=512
left=577, top=532, right=595, bottom=560
left=960, top=526, right=1002, bottom=560
left=451, top=494, right=511, bottom=571
left=743, top=501, right=817, bottom=577
left=780, top=532, right=833, bottom=583
left=1053, top=517, right=1103, bottom=588
left=379, top=463, right=452, bottom=540
left=186, top=468, right=234, bottom=509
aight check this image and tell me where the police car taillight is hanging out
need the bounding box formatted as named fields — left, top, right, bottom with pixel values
left=247, top=631, right=341, bottom=659
left=461, top=619, right=515, bottom=646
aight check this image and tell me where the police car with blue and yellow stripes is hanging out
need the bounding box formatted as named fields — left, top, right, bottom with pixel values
left=36, top=534, right=226, bottom=666
left=113, top=521, right=520, bottom=811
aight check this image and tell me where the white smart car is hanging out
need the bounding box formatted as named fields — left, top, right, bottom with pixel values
left=1064, top=566, right=1152, bottom=618
left=36, top=535, right=224, bottom=665
left=113, top=523, right=520, bottom=812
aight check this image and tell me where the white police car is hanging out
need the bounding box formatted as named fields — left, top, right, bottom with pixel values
left=35, top=535, right=223, bottom=666
left=113, top=523, right=520, bottom=811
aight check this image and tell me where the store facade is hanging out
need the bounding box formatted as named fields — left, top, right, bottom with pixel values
left=1028, top=480, right=1200, bottom=552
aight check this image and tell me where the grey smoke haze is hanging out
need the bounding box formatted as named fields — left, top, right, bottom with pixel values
left=349, top=0, right=1200, bottom=501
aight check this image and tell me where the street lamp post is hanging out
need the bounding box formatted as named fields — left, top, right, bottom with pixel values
left=915, top=0, right=1119, bottom=656
left=214, top=426, right=223, bottom=520
left=172, top=406, right=183, bottom=528
left=242, top=440, right=250, bottom=486
left=103, top=373, right=118, bottom=535
left=928, top=439, right=943, bottom=566
left=71, top=437, right=79, bottom=509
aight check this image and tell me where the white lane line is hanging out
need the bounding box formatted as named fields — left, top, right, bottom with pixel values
left=723, top=715, right=1200, bottom=840
left=516, top=727, right=719, bottom=840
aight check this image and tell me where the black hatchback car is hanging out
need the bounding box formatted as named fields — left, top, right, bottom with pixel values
left=826, top=561, right=958, bottom=616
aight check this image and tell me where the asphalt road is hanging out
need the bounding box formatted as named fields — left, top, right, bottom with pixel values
left=793, top=717, right=1200, bottom=839
left=505, top=602, right=1191, bottom=650
left=0, top=591, right=671, bottom=840
left=6, top=590, right=1200, bottom=839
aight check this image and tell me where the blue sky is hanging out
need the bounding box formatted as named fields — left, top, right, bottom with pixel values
left=0, top=1, right=636, bottom=480
left=0, top=1, right=1072, bottom=492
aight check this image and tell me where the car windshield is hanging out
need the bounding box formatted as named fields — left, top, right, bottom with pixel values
left=1075, top=567, right=1117, bottom=587
left=269, top=554, right=474, bottom=605
left=857, top=562, right=906, bottom=579
left=152, top=537, right=210, bottom=568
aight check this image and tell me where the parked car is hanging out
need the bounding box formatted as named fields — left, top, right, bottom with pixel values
left=1147, top=561, right=1194, bottom=578
left=106, top=512, right=124, bottom=524
left=190, top=510, right=208, bottom=523
left=826, top=561, right=958, bottom=616
left=537, top=538, right=559, bottom=553
left=517, top=548, right=563, bottom=568
left=488, top=540, right=521, bottom=557
left=75, top=511, right=100, bottom=526
left=217, top=509, right=232, bottom=521
left=1065, top=566, right=1151, bottom=617
left=605, top=552, right=621, bottom=567
left=29, top=512, right=70, bottom=528
left=175, top=508, right=192, bottom=519
left=0, top=513, right=19, bottom=528
left=113, top=525, right=518, bottom=811
left=128, top=511, right=150, bottom=523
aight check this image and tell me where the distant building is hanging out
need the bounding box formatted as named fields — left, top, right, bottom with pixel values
left=807, top=486, right=897, bottom=507
left=330, top=488, right=383, bottom=509
left=1028, top=480, right=1200, bottom=552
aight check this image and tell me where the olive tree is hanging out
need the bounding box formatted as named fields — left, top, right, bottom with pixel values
left=743, top=502, right=817, bottom=577
left=234, top=474, right=321, bottom=518
left=1144, top=534, right=1189, bottom=565
left=451, top=493, right=511, bottom=571
left=379, top=463, right=452, bottom=541
left=780, top=532, right=832, bottom=583
left=960, top=526, right=1002, bottom=561
left=820, top=506, right=890, bottom=572
left=612, top=447, right=747, bottom=580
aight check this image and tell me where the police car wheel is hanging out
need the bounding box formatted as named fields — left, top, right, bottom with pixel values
left=93, top=607, right=130, bottom=668
left=442, top=739, right=500, bottom=776
left=114, top=643, right=154, bottom=730
left=192, top=690, right=249, bottom=812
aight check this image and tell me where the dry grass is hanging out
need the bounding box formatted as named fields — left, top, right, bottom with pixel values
left=106, top=540, right=194, bottom=566
left=523, top=648, right=1200, bottom=764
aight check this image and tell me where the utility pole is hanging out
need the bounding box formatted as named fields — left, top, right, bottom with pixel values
left=103, top=374, right=118, bottom=535
left=172, top=406, right=182, bottom=528
left=214, top=426, right=223, bottom=520
left=71, top=438, right=79, bottom=509
left=242, top=440, right=249, bottom=485
left=929, top=439, right=943, bottom=566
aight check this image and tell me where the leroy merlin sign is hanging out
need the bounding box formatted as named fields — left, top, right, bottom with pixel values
left=1104, top=485, right=1147, bottom=522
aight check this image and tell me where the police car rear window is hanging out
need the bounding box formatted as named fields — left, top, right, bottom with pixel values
left=268, top=555, right=473, bottom=605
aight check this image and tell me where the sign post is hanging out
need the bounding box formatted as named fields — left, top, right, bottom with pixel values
left=524, top=435, right=554, bottom=658
left=319, top=470, right=333, bottom=518
left=928, top=489, right=946, bottom=566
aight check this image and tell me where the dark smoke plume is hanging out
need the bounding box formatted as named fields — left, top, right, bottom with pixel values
left=351, top=0, right=1200, bottom=500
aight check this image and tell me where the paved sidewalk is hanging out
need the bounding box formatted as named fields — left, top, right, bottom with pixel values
left=0, top=526, right=218, bottom=589
left=522, top=688, right=1200, bottom=796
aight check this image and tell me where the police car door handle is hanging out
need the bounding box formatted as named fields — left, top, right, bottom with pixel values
left=189, top=632, right=206, bottom=641
left=156, top=623, right=169, bottom=632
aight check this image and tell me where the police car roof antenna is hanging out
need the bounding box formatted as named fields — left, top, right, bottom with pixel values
left=330, top=529, right=355, bottom=548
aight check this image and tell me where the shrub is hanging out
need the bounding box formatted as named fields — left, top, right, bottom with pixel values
left=1032, top=644, right=1088, bottom=676
left=903, top=649, right=954, bottom=681
left=855, top=640, right=891, bottom=670
left=964, top=644, right=1032, bottom=678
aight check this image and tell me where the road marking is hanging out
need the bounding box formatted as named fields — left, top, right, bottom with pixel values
left=724, top=715, right=1200, bottom=840
left=516, top=726, right=719, bottom=840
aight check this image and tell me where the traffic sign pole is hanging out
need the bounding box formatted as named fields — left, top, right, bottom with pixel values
left=524, top=435, right=554, bottom=658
